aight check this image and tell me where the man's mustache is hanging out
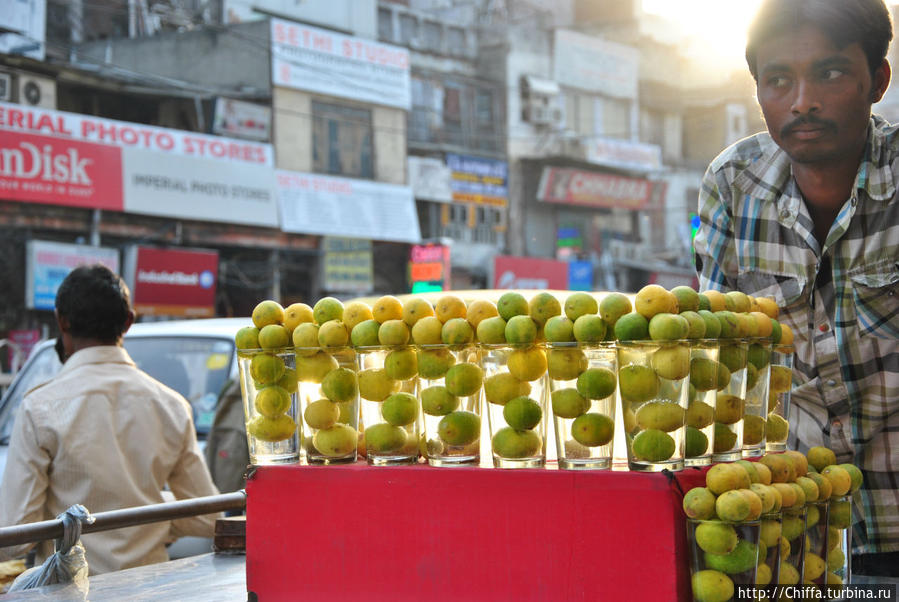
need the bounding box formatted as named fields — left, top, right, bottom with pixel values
left=781, top=116, right=836, bottom=138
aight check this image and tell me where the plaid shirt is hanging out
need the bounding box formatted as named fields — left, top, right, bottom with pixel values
left=694, top=116, right=899, bottom=555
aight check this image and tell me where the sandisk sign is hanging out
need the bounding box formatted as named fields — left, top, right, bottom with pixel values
left=123, top=246, right=219, bottom=318
left=0, top=132, right=124, bottom=209
left=536, top=167, right=655, bottom=210
left=0, top=102, right=279, bottom=226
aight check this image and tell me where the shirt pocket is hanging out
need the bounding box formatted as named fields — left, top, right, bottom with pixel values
left=735, top=270, right=808, bottom=311
left=850, top=263, right=899, bottom=339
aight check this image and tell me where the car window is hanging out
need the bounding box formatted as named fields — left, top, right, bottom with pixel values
left=0, top=336, right=236, bottom=444
left=0, top=344, right=61, bottom=444
left=124, top=337, right=235, bottom=435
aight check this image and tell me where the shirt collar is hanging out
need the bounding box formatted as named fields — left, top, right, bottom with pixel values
left=732, top=116, right=895, bottom=217
left=59, top=345, right=136, bottom=376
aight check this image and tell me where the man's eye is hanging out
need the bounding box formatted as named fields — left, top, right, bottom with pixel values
left=767, top=76, right=789, bottom=88
left=822, top=69, right=844, bottom=80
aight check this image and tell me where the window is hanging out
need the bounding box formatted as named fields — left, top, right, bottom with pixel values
left=377, top=7, right=394, bottom=42
left=475, top=90, right=493, bottom=124
left=422, top=21, right=442, bottom=52
left=601, top=96, right=631, bottom=139
left=312, top=101, right=374, bottom=178
left=447, top=26, right=466, bottom=56
left=399, top=13, right=418, bottom=46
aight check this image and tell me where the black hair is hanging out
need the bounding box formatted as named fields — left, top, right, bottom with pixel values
left=746, top=0, right=893, bottom=79
left=55, top=264, right=132, bottom=343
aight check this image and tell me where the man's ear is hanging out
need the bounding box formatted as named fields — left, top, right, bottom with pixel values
left=122, top=310, right=135, bottom=335
left=55, top=311, right=70, bottom=334
left=871, top=58, right=891, bottom=103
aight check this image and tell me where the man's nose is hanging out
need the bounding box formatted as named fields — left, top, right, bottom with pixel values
left=791, top=79, right=822, bottom=115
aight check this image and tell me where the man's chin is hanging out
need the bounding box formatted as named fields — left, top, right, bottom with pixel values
left=782, top=145, right=841, bottom=166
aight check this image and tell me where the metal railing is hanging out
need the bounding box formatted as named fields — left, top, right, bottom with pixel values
left=0, top=491, right=247, bottom=548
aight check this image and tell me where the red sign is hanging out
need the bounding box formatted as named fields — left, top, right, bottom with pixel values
left=493, top=255, right=567, bottom=290
left=128, top=247, right=219, bottom=317
left=7, top=329, right=41, bottom=367
left=0, top=131, right=123, bottom=210
left=536, top=167, right=654, bottom=210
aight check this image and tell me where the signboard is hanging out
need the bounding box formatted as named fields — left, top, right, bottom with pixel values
left=271, top=18, right=411, bottom=110
left=212, top=98, right=271, bottom=142
left=537, top=167, right=655, bottom=210
left=447, top=153, right=508, bottom=207
left=493, top=255, right=567, bottom=290
left=568, top=261, right=593, bottom=292
left=276, top=170, right=421, bottom=244
left=553, top=29, right=638, bottom=99
left=410, top=244, right=451, bottom=292
left=123, top=246, right=218, bottom=318
left=586, top=137, right=663, bottom=172
left=322, top=237, right=373, bottom=293
left=0, top=103, right=279, bottom=226
left=25, top=240, right=120, bottom=310
left=0, top=0, right=46, bottom=60
left=7, top=329, right=40, bottom=367
left=408, top=156, right=452, bottom=203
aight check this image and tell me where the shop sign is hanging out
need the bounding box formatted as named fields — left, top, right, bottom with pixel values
left=447, top=153, right=508, bottom=207
left=493, top=255, right=567, bottom=290
left=212, top=98, right=271, bottom=142
left=0, top=0, right=45, bottom=60
left=0, top=103, right=279, bottom=226
left=553, top=29, right=638, bottom=99
left=408, top=156, right=452, bottom=203
left=276, top=170, right=421, bottom=244
left=25, top=240, right=120, bottom=310
left=410, top=244, right=451, bottom=292
left=586, top=137, right=662, bottom=172
left=568, top=261, right=593, bottom=291
left=322, top=237, right=373, bottom=294
left=123, top=246, right=218, bottom=318
left=271, top=18, right=411, bottom=110
left=537, top=167, right=654, bottom=210
left=6, top=329, right=40, bottom=367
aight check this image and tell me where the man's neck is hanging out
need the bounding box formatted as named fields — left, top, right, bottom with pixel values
left=791, top=154, right=862, bottom=247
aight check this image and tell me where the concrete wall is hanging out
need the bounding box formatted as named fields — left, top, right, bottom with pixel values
left=373, top=105, right=407, bottom=184
left=76, top=20, right=272, bottom=95
left=272, top=87, right=312, bottom=171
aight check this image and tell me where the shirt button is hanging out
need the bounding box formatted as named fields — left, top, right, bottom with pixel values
left=819, top=323, right=829, bottom=332
left=827, top=379, right=837, bottom=386
left=780, top=210, right=791, bottom=219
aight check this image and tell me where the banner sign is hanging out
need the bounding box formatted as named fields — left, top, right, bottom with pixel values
left=553, top=29, right=638, bottom=99
left=322, top=237, right=374, bottom=293
left=586, top=137, right=662, bottom=172
left=124, top=246, right=218, bottom=318
left=493, top=255, right=567, bottom=290
left=276, top=170, right=421, bottom=244
left=408, top=156, right=452, bottom=203
left=537, top=167, right=655, bottom=210
left=271, top=18, right=411, bottom=110
left=25, top=240, right=120, bottom=310
left=410, top=244, right=451, bottom=291
left=568, top=261, right=593, bottom=291
left=212, top=97, right=271, bottom=142
left=446, top=153, right=508, bottom=207
left=0, top=103, right=279, bottom=225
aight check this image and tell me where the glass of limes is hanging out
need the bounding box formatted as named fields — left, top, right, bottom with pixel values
left=238, top=348, right=300, bottom=465
left=356, top=345, right=421, bottom=466
left=547, top=342, right=617, bottom=470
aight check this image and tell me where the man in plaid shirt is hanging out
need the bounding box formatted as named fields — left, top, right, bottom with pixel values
left=693, top=0, right=898, bottom=575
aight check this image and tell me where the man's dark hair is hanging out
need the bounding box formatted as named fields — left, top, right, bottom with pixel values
left=55, top=264, right=132, bottom=343
left=746, top=0, right=893, bottom=80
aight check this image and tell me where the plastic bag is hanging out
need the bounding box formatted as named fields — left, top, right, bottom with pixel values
left=8, top=505, right=93, bottom=591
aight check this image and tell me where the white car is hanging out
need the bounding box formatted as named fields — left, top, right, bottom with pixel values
left=0, top=317, right=248, bottom=557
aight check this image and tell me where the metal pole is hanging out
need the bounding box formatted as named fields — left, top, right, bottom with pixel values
left=0, top=491, right=246, bottom=549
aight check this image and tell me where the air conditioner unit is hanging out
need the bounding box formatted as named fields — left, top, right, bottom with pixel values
left=16, top=74, right=56, bottom=109
left=523, top=100, right=563, bottom=127
left=0, top=72, right=12, bottom=102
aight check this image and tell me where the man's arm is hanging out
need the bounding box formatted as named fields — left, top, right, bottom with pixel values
left=693, top=164, right=739, bottom=291
left=166, top=417, right=222, bottom=539
left=0, top=406, right=50, bottom=561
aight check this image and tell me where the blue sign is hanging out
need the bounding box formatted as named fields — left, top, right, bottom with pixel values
left=568, top=261, right=593, bottom=292
left=446, top=153, right=508, bottom=206
left=27, top=241, right=120, bottom=310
